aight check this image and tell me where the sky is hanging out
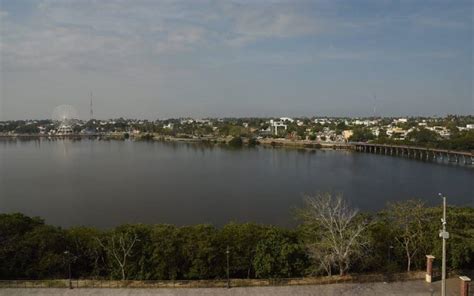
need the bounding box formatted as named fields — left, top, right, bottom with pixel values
left=0, top=0, right=472, bottom=120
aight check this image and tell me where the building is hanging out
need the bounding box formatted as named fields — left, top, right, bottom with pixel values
left=270, top=119, right=287, bottom=136
left=56, top=123, right=74, bottom=136
left=280, top=117, right=294, bottom=123
left=342, top=130, right=353, bottom=141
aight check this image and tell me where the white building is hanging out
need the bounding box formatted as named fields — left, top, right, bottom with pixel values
left=56, top=124, right=73, bottom=136
left=394, top=118, right=408, bottom=124
left=270, top=119, right=287, bottom=136
left=279, top=117, right=294, bottom=123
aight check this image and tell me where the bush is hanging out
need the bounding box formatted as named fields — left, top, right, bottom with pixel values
left=228, top=137, right=243, bottom=147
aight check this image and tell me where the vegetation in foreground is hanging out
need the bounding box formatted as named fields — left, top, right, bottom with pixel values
left=1, top=195, right=473, bottom=281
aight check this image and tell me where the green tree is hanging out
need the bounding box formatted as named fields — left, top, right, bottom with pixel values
left=66, top=227, right=106, bottom=278
left=406, top=128, right=439, bottom=145
left=349, top=128, right=375, bottom=142
left=178, top=225, right=219, bottom=279
left=150, top=225, right=181, bottom=280
left=218, top=223, right=267, bottom=278
left=228, top=136, right=243, bottom=147
left=252, top=227, right=306, bottom=278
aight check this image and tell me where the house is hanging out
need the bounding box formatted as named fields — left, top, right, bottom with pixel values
left=270, top=119, right=287, bottom=136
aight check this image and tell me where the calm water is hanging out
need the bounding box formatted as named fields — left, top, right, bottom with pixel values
left=1, top=138, right=473, bottom=228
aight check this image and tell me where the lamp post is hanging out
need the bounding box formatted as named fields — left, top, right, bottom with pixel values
left=388, top=245, right=394, bottom=262
left=64, top=251, right=78, bottom=289
left=226, top=246, right=230, bottom=289
left=438, top=193, right=449, bottom=296
left=64, top=251, right=73, bottom=289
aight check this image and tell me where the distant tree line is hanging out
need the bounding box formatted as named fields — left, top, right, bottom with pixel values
left=1, top=195, right=473, bottom=280
left=351, top=127, right=474, bottom=151
left=375, top=128, right=474, bottom=151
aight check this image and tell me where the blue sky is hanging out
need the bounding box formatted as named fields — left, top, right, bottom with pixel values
left=0, top=0, right=472, bottom=119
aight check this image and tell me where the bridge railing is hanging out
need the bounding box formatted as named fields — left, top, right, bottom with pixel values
left=349, top=142, right=473, bottom=156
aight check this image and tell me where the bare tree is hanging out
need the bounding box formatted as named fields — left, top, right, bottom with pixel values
left=386, top=200, right=428, bottom=272
left=96, top=230, right=139, bottom=280
left=300, top=193, right=368, bottom=276
left=307, top=242, right=335, bottom=276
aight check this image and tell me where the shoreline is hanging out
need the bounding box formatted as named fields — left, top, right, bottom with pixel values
left=0, top=133, right=352, bottom=151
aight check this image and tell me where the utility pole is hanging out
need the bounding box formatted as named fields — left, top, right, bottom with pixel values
left=226, top=245, right=230, bottom=289
left=438, top=193, right=449, bottom=296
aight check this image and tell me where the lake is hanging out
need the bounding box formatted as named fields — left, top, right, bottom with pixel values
left=1, top=138, right=473, bottom=228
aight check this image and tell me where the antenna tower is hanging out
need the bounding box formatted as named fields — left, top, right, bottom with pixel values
left=90, top=92, right=93, bottom=120
left=373, top=93, right=377, bottom=118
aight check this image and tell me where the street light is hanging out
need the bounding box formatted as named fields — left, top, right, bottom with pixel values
left=388, top=245, right=394, bottom=262
left=438, top=193, right=449, bottom=296
left=64, top=251, right=77, bottom=289
left=226, top=246, right=230, bottom=289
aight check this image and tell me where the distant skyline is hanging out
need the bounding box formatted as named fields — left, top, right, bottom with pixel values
left=0, top=0, right=473, bottom=120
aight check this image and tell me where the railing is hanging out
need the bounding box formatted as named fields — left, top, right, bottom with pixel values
left=0, top=271, right=425, bottom=289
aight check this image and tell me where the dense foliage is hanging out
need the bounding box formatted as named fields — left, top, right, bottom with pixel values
left=1, top=203, right=473, bottom=280
left=349, top=128, right=375, bottom=142
left=375, top=129, right=474, bottom=151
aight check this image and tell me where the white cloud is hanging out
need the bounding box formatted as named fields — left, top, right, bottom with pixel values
left=227, top=8, right=322, bottom=46
left=0, top=0, right=469, bottom=72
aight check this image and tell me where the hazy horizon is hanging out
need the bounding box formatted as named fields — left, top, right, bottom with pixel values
left=1, top=0, right=473, bottom=120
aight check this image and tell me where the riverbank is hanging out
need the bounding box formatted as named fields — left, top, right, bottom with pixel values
left=0, top=133, right=352, bottom=150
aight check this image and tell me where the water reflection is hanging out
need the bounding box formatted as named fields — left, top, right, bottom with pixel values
left=0, top=138, right=472, bottom=228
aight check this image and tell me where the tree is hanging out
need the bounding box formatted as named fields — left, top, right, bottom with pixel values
left=228, top=136, right=243, bottom=147
left=349, top=128, right=375, bottom=142
left=150, top=225, right=181, bottom=280
left=218, top=223, right=267, bottom=278
left=178, top=225, right=219, bottom=279
left=66, top=227, right=105, bottom=278
left=406, top=128, right=439, bottom=145
left=0, top=213, right=45, bottom=278
left=96, top=227, right=140, bottom=280
left=252, top=227, right=306, bottom=278
left=385, top=200, right=429, bottom=272
left=299, top=193, right=368, bottom=276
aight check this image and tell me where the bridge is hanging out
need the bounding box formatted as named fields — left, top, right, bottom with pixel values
left=350, top=142, right=474, bottom=165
